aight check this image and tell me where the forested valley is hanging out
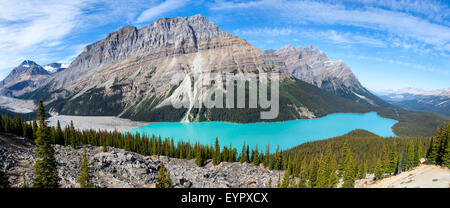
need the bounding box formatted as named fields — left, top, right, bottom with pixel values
left=0, top=102, right=448, bottom=188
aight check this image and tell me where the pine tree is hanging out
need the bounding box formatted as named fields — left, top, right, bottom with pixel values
left=443, top=124, right=450, bottom=167
left=407, top=140, right=415, bottom=170
left=253, top=145, right=260, bottom=166
left=246, top=145, right=250, bottom=163
left=77, top=147, right=93, bottom=188
left=381, top=144, right=390, bottom=174
left=239, top=142, right=247, bottom=163
left=54, top=120, right=64, bottom=145
left=374, top=157, right=383, bottom=180
left=32, top=100, right=60, bottom=188
left=341, top=152, right=355, bottom=188
left=328, top=157, right=339, bottom=187
left=281, top=165, right=291, bottom=188
left=102, top=143, right=108, bottom=152
left=264, top=144, right=270, bottom=168
left=273, top=145, right=282, bottom=170
left=315, top=154, right=328, bottom=188
left=389, top=140, right=398, bottom=175
left=70, top=121, right=77, bottom=149
left=413, top=140, right=422, bottom=166
left=156, top=162, right=172, bottom=188
left=427, top=128, right=441, bottom=164
left=213, top=137, right=221, bottom=165
left=268, top=177, right=272, bottom=188
left=195, top=143, right=203, bottom=167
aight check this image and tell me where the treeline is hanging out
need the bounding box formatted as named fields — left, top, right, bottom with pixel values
left=276, top=130, right=432, bottom=188
left=426, top=122, right=449, bottom=167
left=0, top=101, right=447, bottom=188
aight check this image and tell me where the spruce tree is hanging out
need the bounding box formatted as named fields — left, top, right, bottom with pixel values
left=436, top=123, right=448, bottom=165
left=32, top=100, right=60, bottom=188
left=253, top=145, right=260, bottom=166
left=374, top=157, right=383, bottom=180
left=239, top=142, right=247, bottom=163
left=427, top=128, right=441, bottom=164
left=195, top=143, right=203, bottom=167
left=381, top=144, right=390, bottom=174
left=341, top=150, right=355, bottom=188
left=414, top=140, right=422, bottom=166
left=54, top=120, right=64, bottom=145
left=213, top=137, right=221, bottom=165
left=281, top=165, right=291, bottom=188
left=407, top=140, right=415, bottom=170
left=264, top=144, right=270, bottom=168
left=102, top=143, right=108, bottom=152
left=389, top=140, right=398, bottom=175
left=77, top=147, right=93, bottom=188
left=156, top=162, right=172, bottom=188
left=315, top=154, right=328, bottom=188
left=246, top=145, right=250, bottom=163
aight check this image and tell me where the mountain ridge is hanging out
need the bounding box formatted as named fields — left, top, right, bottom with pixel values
left=9, top=14, right=389, bottom=122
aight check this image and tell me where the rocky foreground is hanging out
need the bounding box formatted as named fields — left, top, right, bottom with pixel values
left=0, top=133, right=282, bottom=188
left=357, top=164, right=450, bottom=188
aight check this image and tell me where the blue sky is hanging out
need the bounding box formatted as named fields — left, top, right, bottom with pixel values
left=0, top=0, right=449, bottom=91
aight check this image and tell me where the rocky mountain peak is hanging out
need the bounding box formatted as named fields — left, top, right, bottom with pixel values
left=275, top=44, right=297, bottom=55
left=0, top=60, right=51, bottom=96
left=20, top=60, right=39, bottom=68
left=303, top=45, right=323, bottom=56
left=52, top=14, right=251, bottom=90
left=12, top=60, right=48, bottom=75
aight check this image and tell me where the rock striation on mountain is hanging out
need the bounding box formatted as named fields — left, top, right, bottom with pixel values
left=7, top=14, right=387, bottom=121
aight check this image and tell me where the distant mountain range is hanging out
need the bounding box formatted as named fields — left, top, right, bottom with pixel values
left=376, top=88, right=450, bottom=117
left=0, top=60, right=67, bottom=97
left=0, top=14, right=393, bottom=123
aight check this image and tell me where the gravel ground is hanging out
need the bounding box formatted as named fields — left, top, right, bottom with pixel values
left=48, top=115, right=150, bottom=132
left=358, top=165, right=450, bottom=188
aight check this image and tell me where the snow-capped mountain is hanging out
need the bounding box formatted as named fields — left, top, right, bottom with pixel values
left=376, top=88, right=450, bottom=116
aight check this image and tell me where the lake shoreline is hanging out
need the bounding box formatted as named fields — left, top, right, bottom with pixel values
left=48, top=111, right=398, bottom=136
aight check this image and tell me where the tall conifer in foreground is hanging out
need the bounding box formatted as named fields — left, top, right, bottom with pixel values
left=77, top=147, right=93, bottom=188
left=32, top=100, right=60, bottom=188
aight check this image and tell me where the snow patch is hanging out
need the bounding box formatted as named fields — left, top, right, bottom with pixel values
left=44, top=65, right=58, bottom=73
left=352, top=91, right=375, bottom=105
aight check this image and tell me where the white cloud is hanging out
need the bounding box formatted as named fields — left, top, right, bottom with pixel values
left=233, top=28, right=297, bottom=36
left=136, top=0, right=188, bottom=23
left=300, top=30, right=387, bottom=47
left=211, top=0, right=450, bottom=53
left=348, top=54, right=449, bottom=75
left=0, top=0, right=179, bottom=78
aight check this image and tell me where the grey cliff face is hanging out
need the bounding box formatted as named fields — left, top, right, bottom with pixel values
left=11, top=14, right=387, bottom=119
left=273, top=44, right=388, bottom=106
left=0, top=60, right=50, bottom=97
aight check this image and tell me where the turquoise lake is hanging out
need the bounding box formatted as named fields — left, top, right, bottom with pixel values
left=128, top=112, right=397, bottom=153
